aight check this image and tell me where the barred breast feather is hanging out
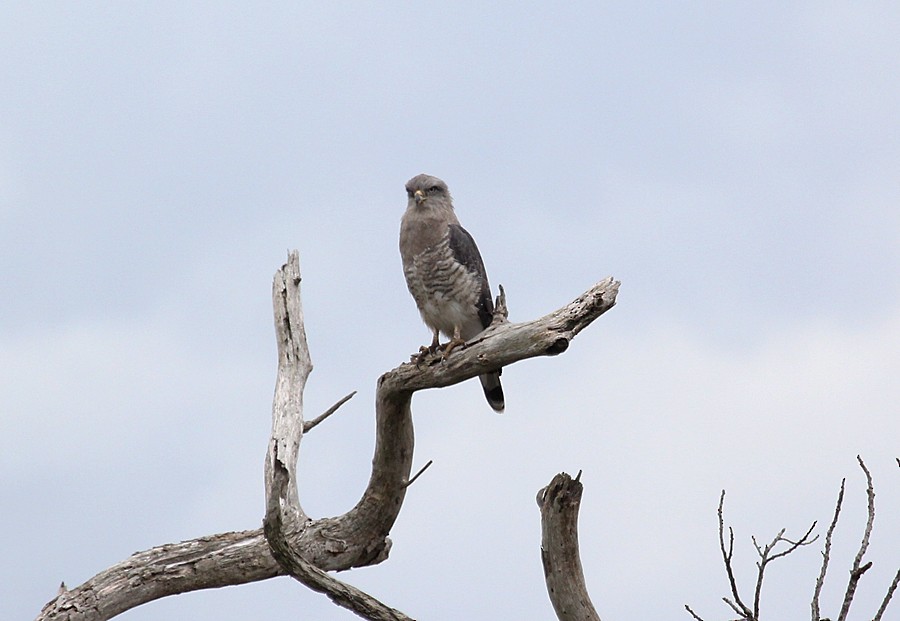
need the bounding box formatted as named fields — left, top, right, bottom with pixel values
left=403, top=233, right=487, bottom=340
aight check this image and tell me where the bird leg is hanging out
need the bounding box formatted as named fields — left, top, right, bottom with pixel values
left=441, top=325, right=467, bottom=360
left=411, top=329, right=442, bottom=365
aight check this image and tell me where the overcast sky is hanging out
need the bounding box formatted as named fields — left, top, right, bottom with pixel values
left=2, top=3, right=898, bottom=620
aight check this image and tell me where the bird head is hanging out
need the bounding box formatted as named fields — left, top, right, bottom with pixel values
left=405, top=174, right=452, bottom=208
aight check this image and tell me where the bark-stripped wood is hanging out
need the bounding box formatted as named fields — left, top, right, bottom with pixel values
left=36, top=251, right=620, bottom=620
left=537, top=472, right=601, bottom=621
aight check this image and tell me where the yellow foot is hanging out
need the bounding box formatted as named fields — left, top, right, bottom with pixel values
left=441, top=337, right=467, bottom=360
left=411, top=342, right=440, bottom=366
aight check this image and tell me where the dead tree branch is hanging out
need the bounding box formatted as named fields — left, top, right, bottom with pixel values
left=873, top=569, right=900, bottom=621
left=684, top=604, right=706, bottom=621
left=35, top=531, right=283, bottom=621
left=717, top=491, right=753, bottom=619
left=36, top=251, right=619, bottom=621
left=537, top=472, right=601, bottom=621
left=304, top=390, right=357, bottom=434
left=811, top=478, right=845, bottom=621
left=872, top=458, right=900, bottom=621
left=689, top=457, right=896, bottom=621
left=265, top=442, right=414, bottom=621
left=814, top=456, right=898, bottom=621
left=751, top=523, right=818, bottom=619
left=835, top=456, right=877, bottom=621
left=262, top=252, right=414, bottom=618
left=690, top=490, right=817, bottom=621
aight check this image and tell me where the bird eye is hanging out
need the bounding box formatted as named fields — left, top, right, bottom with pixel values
left=428, top=186, right=441, bottom=194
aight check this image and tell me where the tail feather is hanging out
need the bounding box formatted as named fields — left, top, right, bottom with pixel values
left=479, top=371, right=504, bottom=413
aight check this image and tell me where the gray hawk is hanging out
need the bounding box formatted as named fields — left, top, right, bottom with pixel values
left=399, top=173, right=504, bottom=412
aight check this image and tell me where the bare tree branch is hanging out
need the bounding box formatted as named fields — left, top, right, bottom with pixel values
left=836, top=456, right=877, bottom=621
left=264, top=250, right=314, bottom=540
left=35, top=530, right=283, bottom=621
left=537, top=472, right=601, bottom=621
left=404, top=459, right=434, bottom=488
left=873, top=568, right=900, bottom=621
left=812, top=458, right=900, bottom=621
left=717, top=491, right=753, bottom=620
left=811, top=477, right=845, bottom=621
left=684, top=604, right=707, bottom=621
left=865, top=457, right=898, bottom=621
left=694, top=490, right=817, bottom=621
left=36, top=251, right=619, bottom=620
left=393, top=276, right=620, bottom=391
left=723, top=596, right=744, bottom=617
left=262, top=252, right=415, bottom=619
left=751, top=523, right=817, bottom=619
left=305, top=390, right=357, bottom=433
left=265, top=448, right=414, bottom=621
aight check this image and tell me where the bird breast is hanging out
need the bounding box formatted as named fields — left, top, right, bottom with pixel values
left=402, top=237, right=485, bottom=340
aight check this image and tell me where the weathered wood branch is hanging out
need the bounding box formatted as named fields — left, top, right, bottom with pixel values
left=36, top=251, right=620, bottom=620
left=812, top=477, right=845, bottom=621
left=265, top=454, right=414, bottom=621
left=537, top=472, right=601, bottom=621
left=35, top=530, right=282, bottom=621
left=262, top=252, right=416, bottom=618
left=836, top=456, right=876, bottom=621
left=264, top=249, right=313, bottom=541
left=381, top=276, right=620, bottom=394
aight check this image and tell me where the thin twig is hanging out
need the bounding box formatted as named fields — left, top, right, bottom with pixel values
left=836, top=456, right=877, bottom=621
left=751, top=534, right=765, bottom=558
left=723, top=596, right=744, bottom=617
left=751, top=531, right=775, bottom=617
left=403, top=460, right=433, bottom=488
left=873, top=567, right=900, bottom=621
left=304, top=391, right=357, bottom=433
left=718, top=491, right=754, bottom=619
left=684, top=603, right=706, bottom=621
left=812, top=478, right=845, bottom=621
left=768, top=523, right=818, bottom=562
left=883, top=463, right=899, bottom=613
left=753, top=523, right=817, bottom=619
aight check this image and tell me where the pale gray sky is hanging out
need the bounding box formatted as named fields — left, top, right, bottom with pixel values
left=2, top=3, right=899, bottom=620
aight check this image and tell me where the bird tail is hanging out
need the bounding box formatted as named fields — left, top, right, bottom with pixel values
left=479, top=371, right=504, bottom=413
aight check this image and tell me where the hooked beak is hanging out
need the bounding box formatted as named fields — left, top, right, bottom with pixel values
left=414, top=189, right=426, bottom=204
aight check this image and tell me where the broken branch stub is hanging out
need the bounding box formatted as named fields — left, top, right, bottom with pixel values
left=537, top=472, right=601, bottom=621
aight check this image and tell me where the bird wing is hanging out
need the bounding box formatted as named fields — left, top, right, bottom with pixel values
left=447, top=223, right=494, bottom=329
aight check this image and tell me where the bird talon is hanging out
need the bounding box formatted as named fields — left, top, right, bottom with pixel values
left=411, top=347, right=428, bottom=366
left=441, top=337, right=467, bottom=360
left=411, top=342, right=441, bottom=367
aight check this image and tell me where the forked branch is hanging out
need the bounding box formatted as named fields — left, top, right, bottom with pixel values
left=36, top=251, right=619, bottom=621
left=828, top=456, right=897, bottom=621
left=689, top=457, right=897, bottom=621
left=689, top=490, right=817, bottom=621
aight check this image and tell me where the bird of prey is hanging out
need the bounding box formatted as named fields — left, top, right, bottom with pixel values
left=399, top=173, right=504, bottom=412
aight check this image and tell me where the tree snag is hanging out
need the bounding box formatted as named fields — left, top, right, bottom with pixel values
left=537, top=472, right=601, bottom=621
left=36, top=251, right=620, bottom=621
